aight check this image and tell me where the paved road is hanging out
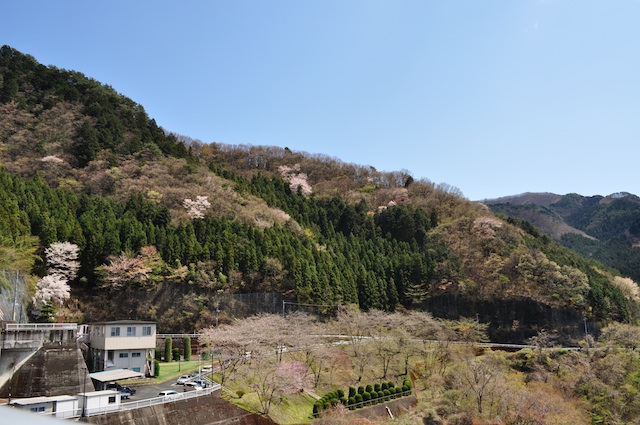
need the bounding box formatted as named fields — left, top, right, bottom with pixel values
left=121, top=370, right=215, bottom=403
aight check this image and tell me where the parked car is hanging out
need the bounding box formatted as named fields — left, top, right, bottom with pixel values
left=106, top=383, right=136, bottom=396
left=191, top=379, right=209, bottom=388
left=183, top=381, right=203, bottom=391
left=159, top=390, right=179, bottom=398
left=176, top=375, right=192, bottom=385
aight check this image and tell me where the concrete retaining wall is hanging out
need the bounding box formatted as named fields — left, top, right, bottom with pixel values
left=0, top=341, right=92, bottom=398
left=81, top=393, right=276, bottom=425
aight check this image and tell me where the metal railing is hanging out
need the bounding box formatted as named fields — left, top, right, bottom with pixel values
left=156, top=333, right=202, bottom=339
left=2, top=322, right=78, bottom=331
left=37, top=384, right=221, bottom=419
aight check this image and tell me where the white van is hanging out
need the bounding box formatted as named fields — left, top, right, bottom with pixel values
left=159, top=390, right=179, bottom=398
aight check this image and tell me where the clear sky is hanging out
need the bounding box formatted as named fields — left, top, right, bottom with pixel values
left=3, top=1, right=639, bottom=200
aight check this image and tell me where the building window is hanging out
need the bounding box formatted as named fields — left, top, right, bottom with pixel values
left=126, top=326, right=136, bottom=336
left=142, top=326, right=152, bottom=336
left=30, top=406, right=45, bottom=412
left=108, top=396, right=116, bottom=404
left=132, top=352, right=141, bottom=358
left=119, top=352, right=129, bottom=358
left=132, top=367, right=141, bottom=372
left=110, top=327, right=120, bottom=337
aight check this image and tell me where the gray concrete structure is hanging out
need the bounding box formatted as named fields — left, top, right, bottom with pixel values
left=0, top=323, right=93, bottom=398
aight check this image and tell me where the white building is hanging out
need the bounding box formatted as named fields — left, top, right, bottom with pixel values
left=78, top=390, right=121, bottom=416
left=87, top=320, right=156, bottom=376
left=10, top=395, right=78, bottom=418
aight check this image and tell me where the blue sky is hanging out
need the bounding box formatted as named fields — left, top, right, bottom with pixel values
left=3, top=1, right=639, bottom=200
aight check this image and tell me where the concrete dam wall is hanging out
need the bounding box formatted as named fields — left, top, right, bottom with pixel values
left=0, top=324, right=92, bottom=398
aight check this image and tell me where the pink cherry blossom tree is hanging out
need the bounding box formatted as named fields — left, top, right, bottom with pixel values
left=183, top=195, right=211, bottom=219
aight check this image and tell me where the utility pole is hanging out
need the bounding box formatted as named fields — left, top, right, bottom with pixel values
left=81, top=366, right=87, bottom=417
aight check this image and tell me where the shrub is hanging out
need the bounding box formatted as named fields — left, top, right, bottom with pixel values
left=383, top=389, right=391, bottom=400
left=164, top=337, right=172, bottom=362
left=155, top=350, right=162, bottom=361
left=358, top=386, right=365, bottom=395
left=365, top=384, right=373, bottom=393
left=355, top=394, right=363, bottom=404
left=337, top=389, right=345, bottom=399
left=236, top=389, right=245, bottom=398
left=363, top=392, right=371, bottom=404
left=402, top=385, right=409, bottom=393
left=387, top=381, right=395, bottom=389
left=381, top=382, right=388, bottom=391
left=370, top=390, right=378, bottom=401
left=172, top=347, right=180, bottom=361
left=374, top=383, right=381, bottom=392
left=184, top=336, right=191, bottom=361
left=348, top=397, right=356, bottom=410
left=348, top=386, right=356, bottom=398
left=202, top=342, right=211, bottom=360
left=154, top=359, right=160, bottom=377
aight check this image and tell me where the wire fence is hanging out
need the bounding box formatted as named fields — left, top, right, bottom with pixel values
left=0, top=269, right=29, bottom=323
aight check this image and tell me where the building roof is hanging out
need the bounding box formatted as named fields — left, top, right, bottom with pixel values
left=89, top=368, right=144, bottom=382
left=77, top=390, right=120, bottom=397
left=89, top=320, right=156, bottom=325
left=11, top=395, right=77, bottom=405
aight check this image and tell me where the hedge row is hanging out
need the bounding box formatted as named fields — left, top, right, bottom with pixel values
left=313, top=379, right=412, bottom=416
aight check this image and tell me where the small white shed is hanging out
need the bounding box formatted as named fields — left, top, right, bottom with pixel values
left=78, top=390, right=121, bottom=416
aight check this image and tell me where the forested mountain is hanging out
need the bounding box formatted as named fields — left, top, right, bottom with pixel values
left=0, top=45, right=637, bottom=339
left=485, top=192, right=640, bottom=284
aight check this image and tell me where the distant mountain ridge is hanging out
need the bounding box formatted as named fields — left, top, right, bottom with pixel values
left=485, top=192, right=640, bottom=282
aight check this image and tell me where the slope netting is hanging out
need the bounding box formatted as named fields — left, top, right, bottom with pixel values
left=0, top=269, right=30, bottom=323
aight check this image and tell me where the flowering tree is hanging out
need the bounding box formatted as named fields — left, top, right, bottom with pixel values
left=278, top=164, right=312, bottom=196
left=183, top=195, right=211, bottom=219
left=32, top=242, right=79, bottom=318
left=44, top=241, right=80, bottom=280
left=276, top=361, right=314, bottom=394
left=101, top=246, right=162, bottom=290
left=32, top=274, right=71, bottom=307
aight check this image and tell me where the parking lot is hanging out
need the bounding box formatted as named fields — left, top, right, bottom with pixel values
left=120, top=369, right=215, bottom=403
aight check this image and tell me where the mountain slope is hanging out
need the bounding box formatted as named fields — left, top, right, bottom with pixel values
left=485, top=192, right=640, bottom=283
left=0, top=45, right=636, bottom=340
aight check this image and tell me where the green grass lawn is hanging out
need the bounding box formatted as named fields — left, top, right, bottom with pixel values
left=123, top=359, right=205, bottom=385
left=226, top=386, right=316, bottom=424
left=156, top=360, right=203, bottom=382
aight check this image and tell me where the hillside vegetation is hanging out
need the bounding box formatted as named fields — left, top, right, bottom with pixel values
left=0, top=45, right=637, bottom=340
left=486, top=192, right=640, bottom=284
